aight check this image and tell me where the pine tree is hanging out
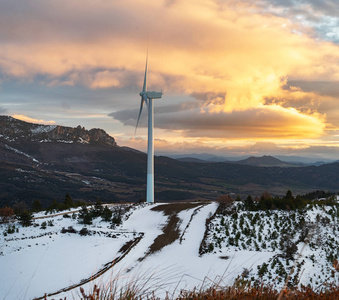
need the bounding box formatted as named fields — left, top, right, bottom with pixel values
left=18, top=211, right=33, bottom=227
left=64, top=193, right=73, bottom=209
left=101, top=206, right=112, bottom=222
left=32, top=200, right=43, bottom=212
left=78, top=206, right=92, bottom=225
left=93, top=199, right=104, bottom=217
left=244, top=195, right=255, bottom=210
left=48, top=199, right=59, bottom=212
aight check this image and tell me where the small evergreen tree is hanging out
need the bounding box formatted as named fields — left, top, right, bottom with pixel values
left=18, top=211, right=33, bottom=227
left=257, top=263, right=269, bottom=277
left=64, top=193, right=73, bottom=209
left=78, top=206, right=93, bottom=225
left=244, top=195, right=255, bottom=210
left=48, top=199, right=59, bottom=212
left=111, top=210, right=122, bottom=227
left=93, top=199, right=104, bottom=217
left=41, top=221, right=47, bottom=229
left=32, top=200, right=43, bottom=212
left=101, top=206, right=113, bottom=222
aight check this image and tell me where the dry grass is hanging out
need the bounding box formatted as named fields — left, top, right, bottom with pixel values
left=77, top=283, right=339, bottom=300
left=150, top=202, right=203, bottom=216
left=176, top=287, right=339, bottom=300
left=145, top=202, right=203, bottom=254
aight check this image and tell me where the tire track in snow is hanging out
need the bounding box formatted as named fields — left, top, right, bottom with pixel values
left=34, top=234, right=144, bottom=300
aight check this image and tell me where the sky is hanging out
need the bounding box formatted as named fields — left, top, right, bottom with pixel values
left=0, top=0, right=339, bottom=160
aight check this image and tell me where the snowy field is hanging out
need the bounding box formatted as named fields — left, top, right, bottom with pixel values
left=1, top=200, right=338, bottom=299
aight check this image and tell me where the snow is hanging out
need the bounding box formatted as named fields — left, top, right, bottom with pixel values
left=5, top=144, right=40, bottom=163
left=203, top=202, right=339, bottom=289
left=1, top=202, right=338, bottom=300
left=1, top=234, right=129, bottom=299
left=31, top=125, right=57, bottom=135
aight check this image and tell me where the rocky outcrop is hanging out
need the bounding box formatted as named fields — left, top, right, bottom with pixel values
left=0, top=115, right=116, bottom=146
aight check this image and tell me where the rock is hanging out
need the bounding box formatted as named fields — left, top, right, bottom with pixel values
left=0, top=115, right=116, bottom=146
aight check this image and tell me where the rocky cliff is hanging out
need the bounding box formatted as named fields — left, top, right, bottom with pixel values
left=0, top=116, right=116, bottom=146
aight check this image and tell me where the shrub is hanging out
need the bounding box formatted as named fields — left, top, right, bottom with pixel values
left=0, top=206, right=14, bottom=223
left=61, top=226, right=77, bottom=234
left=41, top=221, right=47, bottom=229
left=79, top=227, right=90, bottom=236
left=78, top=206, right=93, bottom=225
left=17, top=211, right=33, bottom=227
left=101, top=206, right=113, bottom=222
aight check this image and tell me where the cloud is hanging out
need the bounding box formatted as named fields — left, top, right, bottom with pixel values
left=0, top=0, right=338, bottom=157
left=260, top=0, right=339, bottom=43
left=0, top=106, right=7, bottom=114
left=263, top=0, right=339, bottom=19
left=1, top=0, right=339, bottom=89
left=112, top=103, right=325, bottom=139
left=12, top=114, right=56, bottom=125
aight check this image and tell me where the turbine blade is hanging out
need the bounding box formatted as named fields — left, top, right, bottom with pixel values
left=142, top=54, right=148, bottom=92
left=135, top=97, right=144, bottom=134
left=142, top=38, right=149, bottom=92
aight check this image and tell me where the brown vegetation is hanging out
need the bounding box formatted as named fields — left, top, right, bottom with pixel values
left=0, top=206, right=14, bottom=223
left=76, top=284, right=339, bottom=300
left=143, top=203, right=203, bottom=255
left=177, top=285, right=339, bottom=300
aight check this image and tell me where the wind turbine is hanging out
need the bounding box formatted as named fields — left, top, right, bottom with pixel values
left=135, top=50, right=162, bottom=203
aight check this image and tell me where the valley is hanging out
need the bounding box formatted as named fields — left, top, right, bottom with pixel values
left=1, top=116, right=338, bottom=209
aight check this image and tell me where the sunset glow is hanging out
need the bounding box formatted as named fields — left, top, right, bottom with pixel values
left=0, top=0, right=338, bottom=159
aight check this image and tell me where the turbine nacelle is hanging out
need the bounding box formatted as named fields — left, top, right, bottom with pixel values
left=139, top=91, right=163, bottom=99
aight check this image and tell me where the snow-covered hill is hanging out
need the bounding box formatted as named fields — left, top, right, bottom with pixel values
left=1, top=200, right=338, bottom=299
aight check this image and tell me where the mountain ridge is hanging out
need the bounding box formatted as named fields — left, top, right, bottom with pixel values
left=0, top=115, right=338, bottom=208
left=235, top=155, right=299, bottom=167
left=0, top=115, right=116, bottom=146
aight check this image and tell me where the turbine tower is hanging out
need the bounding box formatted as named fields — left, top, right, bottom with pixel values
left=135, top=51, right=162, bottom=203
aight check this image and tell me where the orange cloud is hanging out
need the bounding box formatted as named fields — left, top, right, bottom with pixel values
left=1, top=0, right=338, bottom=147
left=12, top=115, right=56, bottom=125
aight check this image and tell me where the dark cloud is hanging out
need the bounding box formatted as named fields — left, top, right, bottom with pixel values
left=288, top=81, right=339, bottom=98
left=109, top=99, right=200, bottom=128
left=265, top=80, right=339, bottom=127
left=111, top=104, right=324, bottom=139
left=190, top=92, right=226, bottom=106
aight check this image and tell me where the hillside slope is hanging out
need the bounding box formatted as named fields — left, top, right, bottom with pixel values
left=1, top=201, right=338, bottom=299
left=235, top=155, right=298, bottom=167
left=0, top=115, right=338, bottom=207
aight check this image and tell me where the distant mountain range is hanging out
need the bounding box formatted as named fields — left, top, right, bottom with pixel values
left=231, top=155, right=300, bottom=167
left=0, top=115, right=338, bottom=208
left=171, top=153, right=334, bottom=166
left=177, top=155, right=302, bottom=167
